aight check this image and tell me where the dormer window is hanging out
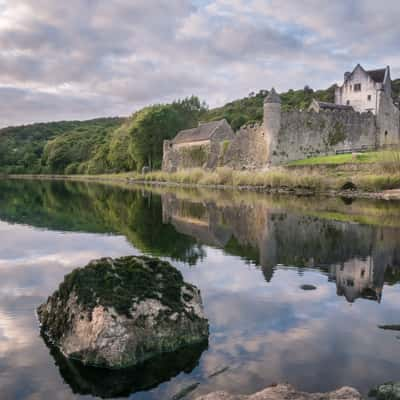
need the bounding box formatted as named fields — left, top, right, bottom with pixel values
left=346, top=100, right=350, bottom=105
left=367, top=95, right=372, bottom=101
left=354, top=83, right=361, bottom=92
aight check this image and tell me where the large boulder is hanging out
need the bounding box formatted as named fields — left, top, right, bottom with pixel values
left=195, top=384, right=361, bottom=400
left=37, top=256, right=209, bottom=369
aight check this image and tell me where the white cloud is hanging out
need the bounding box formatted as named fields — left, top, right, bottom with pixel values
left=0, top=0, right=400, bottom=126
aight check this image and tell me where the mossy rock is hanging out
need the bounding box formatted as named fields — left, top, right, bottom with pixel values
left=37, top=256, right=209, bottom=368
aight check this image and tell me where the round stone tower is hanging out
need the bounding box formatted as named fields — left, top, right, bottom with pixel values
left=264, top=88, right=281, bottom=164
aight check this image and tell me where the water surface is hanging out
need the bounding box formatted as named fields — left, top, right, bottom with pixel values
left=0, top=179, right=400, bottom=400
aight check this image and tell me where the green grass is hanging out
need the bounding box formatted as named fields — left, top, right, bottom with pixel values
left=287, top=151, right=381, bottom=166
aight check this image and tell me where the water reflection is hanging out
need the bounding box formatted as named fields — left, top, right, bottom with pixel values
left=43, top=335, right=207, bottom=398
left=1, top=179, right=400, bottom=399
left=161, top=191, right=400, bottom=304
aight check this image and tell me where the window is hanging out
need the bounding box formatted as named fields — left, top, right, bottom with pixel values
left=367, top=95, right=372, bottom=101
left=346, top=100, right=350, bottom=105
left=354, top=83, right=361, bottom=91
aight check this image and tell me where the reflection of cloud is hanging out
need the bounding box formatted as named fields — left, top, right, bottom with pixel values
left=0, top=220, right=139, bottom=399
left=2, top=190, right=400, bottom=399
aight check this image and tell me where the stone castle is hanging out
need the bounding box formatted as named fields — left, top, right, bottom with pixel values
left=163, top=64, right=400, bottom=171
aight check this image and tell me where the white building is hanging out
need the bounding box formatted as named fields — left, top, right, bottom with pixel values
left=334, top=64, right=391, bottom=115
left=330, top=257, right=382, bottom=303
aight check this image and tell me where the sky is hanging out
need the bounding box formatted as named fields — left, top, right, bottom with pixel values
left=0, top=0, right=400, bottom=127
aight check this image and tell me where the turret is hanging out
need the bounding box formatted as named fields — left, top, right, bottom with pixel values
left=264, top=88, right=281, bottom=164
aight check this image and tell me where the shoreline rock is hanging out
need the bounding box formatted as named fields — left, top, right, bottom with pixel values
left=195, top=384, right=362, bottom=400
left=37, top=256, right=209, bottom=369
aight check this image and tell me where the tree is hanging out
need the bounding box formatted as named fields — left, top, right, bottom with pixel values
left=128, top=96, right=207, bottom=170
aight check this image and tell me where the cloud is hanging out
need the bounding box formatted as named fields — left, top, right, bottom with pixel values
left=0, top=0, right=400, bottom=126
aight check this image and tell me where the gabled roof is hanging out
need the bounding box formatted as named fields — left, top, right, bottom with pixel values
left=264, top=88, right=281, bottom=104
left=173, top=120, right=224, bottom=144
left=366, top=68, right=386, bottom=83
left=344, top=64, right=388, bottom=84
left=317, top=101, right=353, bottom=111
left=309, top=99, right=353, bottom=112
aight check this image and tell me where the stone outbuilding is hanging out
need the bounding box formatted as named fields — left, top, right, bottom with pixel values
left=308, top=99, right=353, bottom=113
left=162, top=119, right=234, bottom=172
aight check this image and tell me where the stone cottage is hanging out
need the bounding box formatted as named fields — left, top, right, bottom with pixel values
left=163, top=64, right=400, bottom=170
left=162, top=119, right=234, bottom=172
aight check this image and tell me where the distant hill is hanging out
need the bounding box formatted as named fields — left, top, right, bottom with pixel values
left=0, top=79, right=398, bottom=175
left=202, top=85, right=336, bottom=130
left=0, top=118, right=124, bottom=174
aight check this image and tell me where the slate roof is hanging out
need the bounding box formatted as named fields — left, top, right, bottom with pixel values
left=316, top=101, right=353, bottom=111
left=264, top=88, right=281, bottom=103
left=173, top=120, right=223, bottom=144
left=366, top=68, right=386, bottom=83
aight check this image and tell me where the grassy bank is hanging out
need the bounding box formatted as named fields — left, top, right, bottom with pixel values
left=5, top=150, right=400, bottom=198
left=134, top=167, right=400, bottom=193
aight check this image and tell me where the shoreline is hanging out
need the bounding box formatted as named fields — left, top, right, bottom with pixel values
left=3, top=173, right=400, bottom=201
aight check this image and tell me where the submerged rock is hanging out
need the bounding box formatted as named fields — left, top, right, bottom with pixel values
left=195, top=384, right=361, bottom=400
left=300, top=284, right=317, bottom=291
left=42, top=333, right=207, bottom=398
left=37, top=256, right=209, bottom=369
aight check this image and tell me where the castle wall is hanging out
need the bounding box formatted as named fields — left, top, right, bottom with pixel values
left=377, top=91, right=400, bottom=146
left=223, top=123, right=269, bottom=169
left=269, top=110, right=377, bottom=165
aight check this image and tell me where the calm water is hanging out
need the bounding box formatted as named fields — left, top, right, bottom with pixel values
left=1, top=179, right=400, bottom=400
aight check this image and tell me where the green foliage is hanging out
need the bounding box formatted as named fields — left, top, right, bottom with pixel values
left=201, top=85, right=336, bottom=130
left=58, top=256, right=188, bottom=316
left=203, top=91, right=265, bottom=130
left=280, top=85, right=335, bottom=112
left=0, top=118, right=123, bottom=174
left=127, top=96, right=207, bottom=170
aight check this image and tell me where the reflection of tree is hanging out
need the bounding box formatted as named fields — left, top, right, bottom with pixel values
left=0, top=180, right=204, bottom=265
left=43, top=334, right=208, bottom=398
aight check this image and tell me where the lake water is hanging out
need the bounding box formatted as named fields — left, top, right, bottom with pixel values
left=1, top=179, right=400, bottom=400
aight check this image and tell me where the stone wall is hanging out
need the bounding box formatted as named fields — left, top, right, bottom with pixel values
left=377, top=92, right=400, bottom=146
left=162, top=142, right=212, bottom=172
left=269, top=109, right=377, bottom=164
left=163, top=88, right=399, bottom=170
left=162, top=120, right=234, bottom=172
left=223, top=123, right=268, bottom=169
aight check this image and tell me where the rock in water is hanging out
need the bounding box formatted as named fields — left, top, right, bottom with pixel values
left=37, top=256, right=209, bottom=369
left=195, top=384, right=362, bottom=400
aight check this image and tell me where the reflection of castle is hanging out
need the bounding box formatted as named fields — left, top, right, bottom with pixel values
left=161, top=192, right=400, bottom=304
left=329, top=257, right=383, bottom=303
left=162, top=194, right=232, bottom=248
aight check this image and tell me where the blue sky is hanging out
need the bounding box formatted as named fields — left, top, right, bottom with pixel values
left=0, top=0, right=399, bottom=127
